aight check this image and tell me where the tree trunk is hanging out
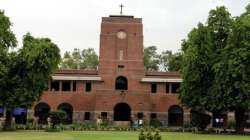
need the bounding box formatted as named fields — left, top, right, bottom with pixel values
left=235, top=108, right=245, bottom=133
left=3, top=109, right=14, bottom=131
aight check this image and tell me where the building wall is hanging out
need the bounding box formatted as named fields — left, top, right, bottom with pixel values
left=33, top=15, right=189, bottom=126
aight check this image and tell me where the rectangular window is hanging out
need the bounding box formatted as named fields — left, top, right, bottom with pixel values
left=150, top=113, right=157, bottom=119
left=84, top=112, right=90, bottom=120
left=166, top=82, right=170, bottom=93
left=73, top=81, right=76, bottom=92
left=85, top=82, right=92, bottom=92
left=101, top=112, right=108, bottom=119
left=172, top=83, right=180, bottom=93
left=62, top=81, right=71, bottom=91
left=119, top=50, right=123, bottom=60
left=118, top=65, right=125, bottom=72
left=137, top=112, right=143, bottom=119
left=51, top=80, right=59, bottom=91
left=151, top=83, right=157, bottom=93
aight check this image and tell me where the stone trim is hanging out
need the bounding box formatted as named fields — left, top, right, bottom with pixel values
left=141, top=78, right=182, bottom=83
left=52, top=76, right=102, bottom=81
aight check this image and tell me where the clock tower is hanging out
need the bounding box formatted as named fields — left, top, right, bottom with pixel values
left=98, top=15, right=145, bottom=90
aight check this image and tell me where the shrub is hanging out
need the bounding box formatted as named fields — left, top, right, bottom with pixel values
left=227, top=118, right=236, bottom=129
left=149, top=119, right=162, bottom=128
left=190, top=110, right=211, bottom=131
left=139, top=129, right=146, bottom=140
left=49, top=110, right=67, bottom=129
left=146, top=130, right=153, bottom=140
left=153, top=130, right=161, bottom=140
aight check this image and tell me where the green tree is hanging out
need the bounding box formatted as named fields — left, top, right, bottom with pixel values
left=211, top=4, right=250, bottom=133
left=81, top=48, right=98, bottom=69
left=143, top=46, right=160, bottom=71
left=60, top=48, right=98, bottom=70
left=179, top=6, right=233, bottom=130
left=159, top=50, right=182, bottom=71
left=60, top=51, right=74, bottom=69
left=0, top=10, right=60, bottom=130
left=1, top=33, right=60, bottom=130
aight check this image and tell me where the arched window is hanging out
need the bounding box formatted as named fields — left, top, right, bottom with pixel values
left=115, top=76, right=128, bottom=90
left=57, top=103, right=73, bottom=124
left=34, top=102, right=51, bottom=124
left=168, top=105, right=183, bottom=126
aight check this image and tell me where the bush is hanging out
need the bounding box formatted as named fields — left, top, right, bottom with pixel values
left=139, top=129, right=146, bottom=140
left=190, top=110, right=211, bottom=131
left=146, top=130, right=153, bottom=140
left=153, top=130, right=161, bottom=140
left=227, top=118, right=236, bottom=129
left=149, top=119, right=162, bottom=128
left=49, top=110, right=67, bottom=129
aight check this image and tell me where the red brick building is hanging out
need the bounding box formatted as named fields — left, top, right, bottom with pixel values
left=32, top=14, right=188, bottom=126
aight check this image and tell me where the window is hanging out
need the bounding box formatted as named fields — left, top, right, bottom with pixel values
left=137, top=112, right=143, bottom=119
left=85, top=82, right=92, bottom=92
left=51, top=80, right=59, bottom=91
left=166, top=83, right=170, bottom=93
left=73, top=81, right=76, bottom=92
left=101, top=112, right=108, bottom=119
left=150, top=113, right=157, bottom=119
left=84, top=112, right=90, bottom=120
left=172, top=83, right=180, bottom=93
left=118, top=65, right=125, bottom=72
left=62, top=81, right=71, bottom=91
left=151, top=83, right=157, bottom=93
left=115, top=76, right=128, bottom=90
left=119, top=50, right=123, bottom=60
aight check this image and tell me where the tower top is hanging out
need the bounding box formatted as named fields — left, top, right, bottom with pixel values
left=119, top=4, right=124, bottom=15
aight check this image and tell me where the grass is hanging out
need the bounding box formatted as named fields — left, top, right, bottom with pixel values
left=0, top=131, right=249, bottom=140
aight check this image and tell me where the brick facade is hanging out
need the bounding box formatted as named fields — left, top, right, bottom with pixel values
left=33, top=15, right=189, bottom=126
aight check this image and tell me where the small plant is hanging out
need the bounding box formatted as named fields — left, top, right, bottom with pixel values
left=146, top=130, right=153, bottom=140
left=139, top=128, right=146, bottom=140
left=149, top=119, right=162, bottom=128
left=153, top=130, right=161, bottom=140
left=48, top=110, right=67, bottom=130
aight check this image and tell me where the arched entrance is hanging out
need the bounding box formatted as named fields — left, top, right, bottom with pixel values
left=114, top=103, right=131, bottom=121
left=168, top=105, right=183, bottom=126
left=57, top=103, right=73, bottom=124
left=13, top=107, right=27, bottom=124
left=34, top=102, right=50, bottom=124
left=115, top=76, right=128, bottom=90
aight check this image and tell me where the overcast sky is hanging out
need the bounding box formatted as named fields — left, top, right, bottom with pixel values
left=0, top=0, right=249, bottom=55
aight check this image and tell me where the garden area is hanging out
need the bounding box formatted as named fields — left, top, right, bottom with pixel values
left=0, top=131, right=250, bottom=140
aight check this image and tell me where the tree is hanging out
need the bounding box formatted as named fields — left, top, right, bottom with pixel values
left=1, top=33, right=60, bottom=130
left=179, top=6, right=233, bottom=130
left=143, top=46, right=160, bottom=71
left=60, top=48, right=98, bottom=70
left=0, top=10, right=17, bottom=93
left=159, top=50, right=182, bottom=71
left=211, top=4, right=250, bottom=133
left=81, top=48, right=99, bottom=69
left=0, top=10, right=61, bottom=130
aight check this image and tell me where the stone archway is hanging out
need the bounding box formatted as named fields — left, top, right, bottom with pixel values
left=113, top=103, right=131, bottom=121
left=168, top=105, right=183, bottom=126
left=57, top=103, right=73, bottom=124
left=34, top=102, right=51, bottom=124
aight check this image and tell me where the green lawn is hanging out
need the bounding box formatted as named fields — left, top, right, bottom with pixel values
left=0, top=131, right=249, bottom=140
